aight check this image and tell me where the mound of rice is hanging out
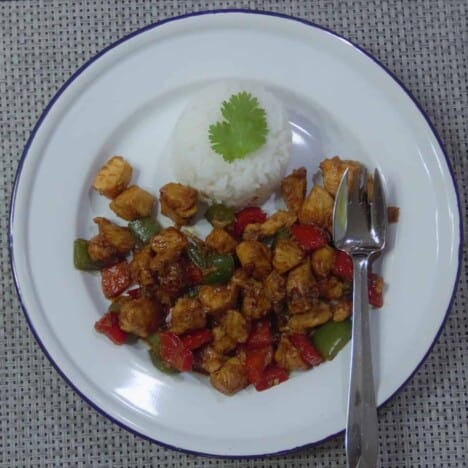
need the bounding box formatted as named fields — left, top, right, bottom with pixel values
left=171, top=80, right=291, bottom=208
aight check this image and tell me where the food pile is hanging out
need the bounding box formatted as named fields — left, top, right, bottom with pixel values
left=171, top=81, right=291, bottom=208
left=74, top=154, right=385, bottom=395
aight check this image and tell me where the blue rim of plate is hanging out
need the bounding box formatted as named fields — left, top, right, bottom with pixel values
left=8, top=9, right=463, bottom=458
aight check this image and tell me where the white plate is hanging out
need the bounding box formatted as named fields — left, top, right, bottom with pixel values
left=10, top=11, right=461, bottom=456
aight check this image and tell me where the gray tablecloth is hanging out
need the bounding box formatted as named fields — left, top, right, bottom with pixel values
left=1, top=1, right=466, bottom=466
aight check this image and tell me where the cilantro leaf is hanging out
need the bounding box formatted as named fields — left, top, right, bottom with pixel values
left=209, top=91, right=268, bottom=163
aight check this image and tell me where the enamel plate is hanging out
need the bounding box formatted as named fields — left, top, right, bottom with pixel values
left=10, top=11, right=461, bottom=456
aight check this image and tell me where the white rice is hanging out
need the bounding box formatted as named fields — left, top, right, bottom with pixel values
left=171, top=80, right=291, bottom=208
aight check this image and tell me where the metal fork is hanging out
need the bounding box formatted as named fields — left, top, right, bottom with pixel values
left=333, top=167, right=388, bottom=468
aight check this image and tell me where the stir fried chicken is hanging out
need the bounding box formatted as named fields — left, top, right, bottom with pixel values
left=160, top=182, right=198, bottom=226
left=199, top=283, right=239, bottom=315
left=80, top=153, right=391, bottom=396
left=118, top=297, right=161, bottom=338
left=243, top=210, right=296, bottom=241
left=319, top=156, right=362, bottom=196
left=92, top=155, right=132, bottom=199
left=110, top=185, right=155, bottom=220
left=150, top=227, right=188, bottom=272
left=298, top=185, right=334, bottom=229
left=274, top=336, right=307, bottom=371
left=210, top=356, right=249, bottom=395
left=87, top=217, right=136, bottom=264
left=286, top=261, right=319, bottom=315
left=287, top=302, right=333, bottom=333
left=236, top=241, right=272, bottom=280
left=169, top=297, right=206, bottom=335
left=281, top=166, right=307, bottom=214
left=272, top=239, right=304, bottom=274
left=205, top=228, right=238, bottom=254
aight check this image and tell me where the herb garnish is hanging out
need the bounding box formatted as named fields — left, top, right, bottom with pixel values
left=209, top=92, right=268, bottom=163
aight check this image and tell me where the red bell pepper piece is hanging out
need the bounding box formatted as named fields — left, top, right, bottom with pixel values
left=246, top=319, right=273, bottom=349
left=159, top=331, right=193, bottom=371
left=368, top=273, right=384, bottom=308
left=94, top=311, right=128, bottom=345
left=126, top=287, right=141, bottom=298
left=254, top=365, right=289, bottom=391
left=291, top=224, right=328, bottom=252
left=185, top=261, right=204, bottom=285
left=180, top=329, right=214, bottom=350
left=333, top=251, right=384, bottom=307
left=289, top=333, right=324, bottom=367
left=333, top=250, right=353, bottom=282
left=101, top=261, right=132, bottom=299
left=245, top=345, right=273, bottom=384
left=232, top=207, right=267, bottom=238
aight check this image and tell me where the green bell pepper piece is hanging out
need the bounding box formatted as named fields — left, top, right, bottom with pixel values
left=202, top=253, right=235, bottom=284
left=261, top=227, right=290, bottom=250
left=128, top=217, right=162, bottom=244
left=187, top=243, right=208, bottom=269
left=73, top=239, right=102, bottom=271
left=187, top=244, right=235, bottom=285
left=274, top=227, right=290, bottom=243
left=147, top=333, right=179, bottom=375
left=205, top=203, right=235, bottom=228
left=311, top=319, right=352, bottom=360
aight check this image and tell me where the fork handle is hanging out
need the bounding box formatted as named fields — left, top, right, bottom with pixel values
left=346, top=255, right=378, bottom=468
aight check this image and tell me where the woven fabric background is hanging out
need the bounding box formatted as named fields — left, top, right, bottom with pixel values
left=1, top=0, right=466, bottom=466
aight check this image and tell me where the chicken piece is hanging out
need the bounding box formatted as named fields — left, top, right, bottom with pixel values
left=118, top=297, right=161, bottom=338
left=320, top=156, right=362, bottom=197
left=154, top=288, right=173, bottom=307
left=87, top=234, right=117, bottom=263
left=94, top=217, right=136, bottom=255
left=210, top=356, right=249, bottom=395
left=150, top=227, right=188, bottom=272
left=92, top=155, right=132, bottom=199
left=287, top=302, right=333, bottom=332
left=159, top=182, right=198, bottom=226
left=365, top=174, right=396, bottom=222
left=241, top=278, right=272, bottom=319
left=205, top=228, right=238, bottom=254
left=110, top=185, right=155, bottom=221
left=158, top=261, right=187, bottom=297
left=333, top=299, right=352, bottom=322
left=298, top=185, right=334, bottom=230
left=231, top=268, right=250, bottom=289
left=274, top=335, right=307, bottom=371
left=310, top=245, right=336, bottom=278
left=263, top=270, right=286, bottom=313
left=235, top=345, right=247, bottom=366
left=243, top=210, right=297, bottom=241
left=236, top=241, right=272, bottom=280
left=194, top=345, right=227, bottom=374
left=222, top=310, right=249, bottom=343
left=212, top=310, right=248, bottom=354
left=212, top=325, right=237, bottom=354
left=129, top=246, right=154, bottom=286
left=281, top=167, right=307, bottom=214
left=169, top=297, right=206, bottom=335
left=318, top=276, right=346, bottom=300
left=388, top=206, right=400, bottom=223
left=272, top=239, right=304, bottom=274
left=370, top=273, right=384, bottom=299
left=287, top=261, right=319, bottom=315
left=198, top=283, right=239, bottom=315
left=87, top=217, right=136, bottom=263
